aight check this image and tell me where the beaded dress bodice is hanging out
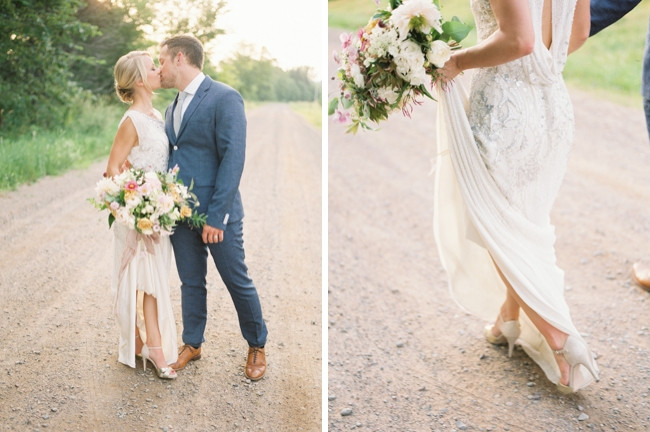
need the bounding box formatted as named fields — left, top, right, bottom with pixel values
left=120, top=110, right=169, bottom=172
left=467, top=0, right=577, bottom=219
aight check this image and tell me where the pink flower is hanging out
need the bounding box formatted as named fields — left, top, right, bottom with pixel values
left=109, top=201, right=120, bottom=211
left=124, top=180, right=138, bottom=191
left=335, top=109, right=351, bottom=124
left=332, top=50, right=340, bottom=64
left=374, top=0, right=380, bottom=4
left=340, top=32, right=352, bottom=50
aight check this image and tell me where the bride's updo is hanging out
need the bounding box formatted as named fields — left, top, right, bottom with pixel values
left=114, top=51, right=153, bottom=103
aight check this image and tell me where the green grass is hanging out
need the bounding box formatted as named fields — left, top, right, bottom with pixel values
left=329, top=0, right=649, bottom=105
left=0, top=91, right=320, bottom=191
left=0, top=97, right=123, bottom=191
left=290, top=101, right=322, bottom=129
left=564, top=6, right=649, bottom=106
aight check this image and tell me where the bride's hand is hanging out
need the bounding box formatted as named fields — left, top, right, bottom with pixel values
left=436, top=54, right=462, bottom=87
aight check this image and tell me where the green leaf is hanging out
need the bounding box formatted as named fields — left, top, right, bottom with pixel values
left=418, top=85, right=435, bottom=101
left=328, top=97, right=339, bottom=115
left=108, top=213, right=115, bottom=229
left=372, top=10, right=391, bottom=21
left=442, top=18, right=472, bottom=43
left=346, top=122, right=360, bottom=134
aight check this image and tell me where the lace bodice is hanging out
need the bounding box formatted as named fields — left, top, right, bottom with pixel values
left=467, top=0, right=577, bottom=217
left=120, top=110, right=169, bottom=172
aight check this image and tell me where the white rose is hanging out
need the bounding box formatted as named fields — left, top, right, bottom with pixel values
left=144, top=171, right=162, bottom=190
left=390, top=0, right=443, bottom=41
left=427, top=40, right=452, bottom=68
left=125, top=195, right=142, bottom=208
left=116, top=208, right=134, bottom=227
left=158, top=194, right=175, bottom=213
left=95, top=177, right=119, bottom=199
left=394, top=39, right=428, bottom=86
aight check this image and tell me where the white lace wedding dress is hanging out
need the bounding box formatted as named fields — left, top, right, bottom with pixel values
left=112, top=109, right=177, bottom=368
left=434, top=0, right=597, bottom=389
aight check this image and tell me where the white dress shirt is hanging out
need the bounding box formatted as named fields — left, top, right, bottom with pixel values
left=178, top=72, right=206, bottom=118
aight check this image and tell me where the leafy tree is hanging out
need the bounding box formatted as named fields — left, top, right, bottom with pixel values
left=216, top=46, right=319, bottom=102
left=150, top=0, right=226, bottom=44
left=70, top=0, right=148, bottom=95
left=0, top=0, right=97, bottom=130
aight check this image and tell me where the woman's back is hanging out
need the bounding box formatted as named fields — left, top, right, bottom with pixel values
left=467, top=0, right=577, bottom=216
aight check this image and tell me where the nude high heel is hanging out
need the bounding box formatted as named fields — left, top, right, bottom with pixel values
left=141, top=345, right=177, bottom=380
left=484, top=315, right=521, bottom=358
left=553, top=335, right=599, bottom=394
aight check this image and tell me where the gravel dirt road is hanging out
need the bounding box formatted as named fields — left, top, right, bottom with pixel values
left=0, top=104, right=322, bottom=431
left=328, top=29, right=650, bottom=431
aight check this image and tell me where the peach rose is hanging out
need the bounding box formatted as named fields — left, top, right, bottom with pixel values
left=136, top=218, right=154, bottom=235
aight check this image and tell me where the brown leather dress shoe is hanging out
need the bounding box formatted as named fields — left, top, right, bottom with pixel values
left=245, top=347, right=266, bottom=381
left=633, top=263, right=650, bottom=292
left=169, top=344, right=202, bottom=370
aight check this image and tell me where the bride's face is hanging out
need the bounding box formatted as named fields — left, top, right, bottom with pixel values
left=143, top=56, right=161, bottom=91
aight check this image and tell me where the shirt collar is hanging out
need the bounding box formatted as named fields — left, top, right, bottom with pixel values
left=182, top=72, right=205, bottom=96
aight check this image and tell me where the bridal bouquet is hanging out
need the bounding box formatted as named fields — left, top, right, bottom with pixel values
left=89, top=165, right=206, bottom=235
left=329, top=0, right=471, bottom=133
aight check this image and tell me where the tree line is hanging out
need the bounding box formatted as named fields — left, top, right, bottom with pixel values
left=0, top=0, right=319, bottom=134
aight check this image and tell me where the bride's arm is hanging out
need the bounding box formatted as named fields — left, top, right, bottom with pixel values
left=438, top=0, right=534, bottom=82
left=105, top=117, right=138, bottom=177
left=568, top=0, right=590, bottom=54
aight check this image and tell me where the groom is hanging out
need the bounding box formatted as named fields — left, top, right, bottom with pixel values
left=159, top=34, right=268, bottom=379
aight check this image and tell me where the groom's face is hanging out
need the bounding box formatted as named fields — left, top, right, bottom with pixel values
left=158, top=45, right=178, bottom=89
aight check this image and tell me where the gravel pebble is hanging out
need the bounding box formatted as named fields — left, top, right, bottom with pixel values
left=341, top=408, right=353, bottom=416
left=578, top=413, right=590, bottom=421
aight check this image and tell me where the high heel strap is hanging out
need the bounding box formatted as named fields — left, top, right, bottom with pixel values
left=554, top=335, right=599, bottom=393
left=141, top=345, right=177, bottom=379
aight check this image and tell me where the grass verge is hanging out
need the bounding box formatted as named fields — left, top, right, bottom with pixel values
left=290, top=101, right=322, bottom=129
left=0, top=97, right=122, bottom=191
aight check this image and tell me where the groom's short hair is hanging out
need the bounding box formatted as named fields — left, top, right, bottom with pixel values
left=161, top=35, right=204, bottom=70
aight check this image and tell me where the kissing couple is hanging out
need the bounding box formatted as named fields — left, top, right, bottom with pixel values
left=101, top=35, right=268, bottom=380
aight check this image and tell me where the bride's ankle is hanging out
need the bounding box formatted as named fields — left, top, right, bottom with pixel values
left=498, top=305, right=519, bottom=322
left=547, top=332, right=568, bottom=352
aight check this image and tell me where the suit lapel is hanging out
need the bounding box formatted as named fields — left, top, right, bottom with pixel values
left=176, top=76, right=212, bottom=139
left=165, top=96, right=177, bottom=145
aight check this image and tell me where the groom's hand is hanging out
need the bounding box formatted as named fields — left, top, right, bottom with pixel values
left=202, top=224, right=224, bottom=244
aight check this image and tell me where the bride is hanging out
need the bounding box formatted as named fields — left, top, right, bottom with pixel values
left=104, top=51, right=178, bottom=379
left=433, top=0, right=599, bottom=392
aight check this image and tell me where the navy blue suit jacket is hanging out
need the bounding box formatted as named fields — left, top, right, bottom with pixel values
left=166, top=76, right=246, bottom=231
left=590, top=0, right=642, bottom=36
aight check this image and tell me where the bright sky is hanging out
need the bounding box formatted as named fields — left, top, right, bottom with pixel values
left=210, top=0, right=323, bottom=80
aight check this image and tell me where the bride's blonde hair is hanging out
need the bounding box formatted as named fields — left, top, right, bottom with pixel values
left=114, top=51, right=153, bottom=103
